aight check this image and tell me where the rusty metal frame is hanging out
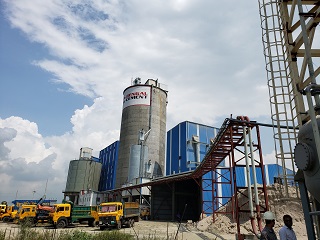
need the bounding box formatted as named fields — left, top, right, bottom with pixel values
left=192, top=117, right=269, bottom=237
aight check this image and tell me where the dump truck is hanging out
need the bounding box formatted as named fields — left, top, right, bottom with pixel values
left=98, top=202, right=140, bottom=230
left=0, top=205, right=17, bottom=222
left=15, top=203, right=54, bottom=225
left=48, top=202, right=99, bottom=228
left=16, top=204, right=37, bottom=225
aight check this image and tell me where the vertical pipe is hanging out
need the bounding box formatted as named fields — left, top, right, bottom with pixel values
left=195, top=141, right=200, bottom=164
left=139, top=143, right=144, bottom=178
left=244, top=127, right=254, bottom=218
left=229, top=126, right=239, bottom=235
left=248, top=127, right=263, bottom=232
left=149, top=85, right=153, bottom=130
left=297, top=180, right=316, bottom=238
left=248, top=128, right=260, bottom=207
left=256, top=126, right=269, bottom=210
left=196, top=125, right=200, bottom=164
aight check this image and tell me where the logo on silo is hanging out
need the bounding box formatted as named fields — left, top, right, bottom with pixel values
left=123, top=86, right=151, bottom=109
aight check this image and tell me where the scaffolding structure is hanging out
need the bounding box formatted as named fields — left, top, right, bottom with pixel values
left=258, top=0, right=320, bottom=238
left=193, top=116, right=269, bottom=238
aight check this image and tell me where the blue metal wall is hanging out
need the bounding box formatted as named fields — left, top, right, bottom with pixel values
left=166, top=121, right=219, bottom=175
left=265, top=164, right=295, bottom=185
left=166, top=121, right=219, bottom=215
left=98, top=141, right=119, bottom=191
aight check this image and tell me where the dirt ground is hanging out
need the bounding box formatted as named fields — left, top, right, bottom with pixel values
left=0, top=185, right=311, bottom=240
left=0, top=220, right=236, bottom=240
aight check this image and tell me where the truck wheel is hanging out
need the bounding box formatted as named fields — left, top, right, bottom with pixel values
left=2, top=216, right=10, bottom=222
left=130, top=219, right=135, bottom=227
left=23, top=218, right=34, bottom=227
left=56, top=219, right=66, bottom=229
left=116, top=222, right=121, bottom=230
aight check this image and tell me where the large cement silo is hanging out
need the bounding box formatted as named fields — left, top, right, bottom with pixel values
left=116, top=78, right=168, bottom=188
left=65, top=147, right=102, bottom=193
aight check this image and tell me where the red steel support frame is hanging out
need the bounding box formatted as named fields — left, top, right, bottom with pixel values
left=193, top=116, right=269, bottom=238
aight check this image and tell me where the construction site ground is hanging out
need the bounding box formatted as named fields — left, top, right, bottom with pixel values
left=0, top=215, right=308, bottom=240
left=0, top=186, right=309, bottom=240
left=0, top=220, right=242, bottom=240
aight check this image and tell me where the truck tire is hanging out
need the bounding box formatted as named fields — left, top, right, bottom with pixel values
left=2, top=216, right=10, bottom=222
left=88, top=220, right=98, bottom=227
left=130, top=219, right=135, bottom=227
left=23, top=218, right=34, bottom=227
left=56, top=219, right=66, bottom=229
left=116, top=221, right=121, bottom=230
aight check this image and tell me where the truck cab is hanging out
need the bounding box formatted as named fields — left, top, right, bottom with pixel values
left=49, top=203, right=71, bottom=228
left=98, top=202, right=122, bottom=229
left=0, top=205, right=7, bottom=213
left=98, top=202, right=139, bottom=230
left=0, top=205, right=17, bottom=222
left=18, top=205, right=37, bottom=224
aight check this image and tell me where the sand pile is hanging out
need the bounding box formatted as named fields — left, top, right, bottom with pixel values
left=195, top=184, right=308, bottom=239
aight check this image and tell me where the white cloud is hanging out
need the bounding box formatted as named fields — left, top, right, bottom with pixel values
left=0, top=97, right=121, bottom=202
left=0, top=117, right=52, bottom=163
left=0, top=123, right=63, bottom=201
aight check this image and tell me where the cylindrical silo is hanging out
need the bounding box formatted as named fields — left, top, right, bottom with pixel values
left=65, top=159, right=102, bottom=192
left=128, top=145, right=149, bottom=182
left=116, top=78, right=168, bottom=188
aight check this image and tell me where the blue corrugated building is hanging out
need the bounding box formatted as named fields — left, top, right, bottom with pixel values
left=166, top=121, right=220, bottom=175
left=98, top=141, right=119, bottom=191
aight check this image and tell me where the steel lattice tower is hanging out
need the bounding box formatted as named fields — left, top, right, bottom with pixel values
left=258, top=0, right=320, bottom=238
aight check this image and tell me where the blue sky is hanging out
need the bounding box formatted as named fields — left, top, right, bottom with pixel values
left=0, top=1, right=277, bottom=203
left=0, top=10, right=92, bottom=136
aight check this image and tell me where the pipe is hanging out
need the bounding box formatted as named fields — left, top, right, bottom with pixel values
left=250, top=218, right=260, bottom=238
left=238, top=116, right=261, bottom=235
left=248, top=127, right=263, bottom=231
left=243, top=127, right=260, bottom=237
left=243, top=126, right=254, bottom=218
